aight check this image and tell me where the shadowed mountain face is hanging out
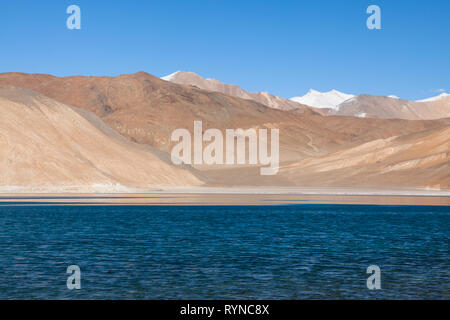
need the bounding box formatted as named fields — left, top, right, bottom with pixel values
left=332, top=94, right=450, bottom=120
left=0, top=86, right=201, bottom=191
left=0, top=72, right=446, bottom=166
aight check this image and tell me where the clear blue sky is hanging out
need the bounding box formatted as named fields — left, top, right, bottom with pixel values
left=0, top=0, right=448, bottom=100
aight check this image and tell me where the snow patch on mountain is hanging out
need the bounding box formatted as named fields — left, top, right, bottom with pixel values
left=161, top=71, right=182, bottom=81
left=290, top=89, right=355, bottom=110
left=356, top=112, right=367, bottom=118
left=416, top=93, right=449, bottom=102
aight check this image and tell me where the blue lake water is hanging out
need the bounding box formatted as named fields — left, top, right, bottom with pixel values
left=0, top=204, right=448, bottom=299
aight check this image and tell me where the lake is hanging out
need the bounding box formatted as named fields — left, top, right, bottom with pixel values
left=0, top=204, right=448, bottom=299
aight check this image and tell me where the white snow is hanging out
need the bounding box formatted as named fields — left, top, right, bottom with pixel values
left=416, top=93, right=449, bottom=102
left=290, top=89, right=355, bottom=110
left=356, top=112, right=367, bottom=118
left=161, top=71, right=182, bottom=81
left=388, top=95, right=399, bottom=99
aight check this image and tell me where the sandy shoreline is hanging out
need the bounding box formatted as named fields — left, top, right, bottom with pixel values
left=0, top=186, right=449, bottom=196
left=0, top=187, right=448, bottom=206
left=160, top=187, right=450, bottom=197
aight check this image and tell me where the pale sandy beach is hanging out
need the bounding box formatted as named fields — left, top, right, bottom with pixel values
left=0, top=187, right=449, bottom=206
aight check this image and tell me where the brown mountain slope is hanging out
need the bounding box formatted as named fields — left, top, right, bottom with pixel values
left=0, top=86, right=201, bottom=191
left=162, top=71, right=307, bottom=111
left=332, top=94, right=450, bottom=120
left=280, top=126, right=450, bottom=189
left=0, top=72, right=447, bottom=167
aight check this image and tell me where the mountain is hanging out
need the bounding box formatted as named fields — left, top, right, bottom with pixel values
left=1, top=72, right=444, bottom=165
left=0, top=72, right=320, bottom=162
left=290, top=89, right=355, bottom=110
left=280, top=125, right=450, bottom=189
left=333, top=94, right=450, bottom=120
left=163, top=71, right=450, bottom=120
left=162, top=71, right=254, bottom=99
left=1, top=72, right=449, bottom=191
left=161, top=71, right=306, bottom=111
left=164, top=71, right=450, bottom=120
left=0, top=86, right=201, bottom=192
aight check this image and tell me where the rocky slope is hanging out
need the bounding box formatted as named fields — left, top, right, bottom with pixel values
left=332, top=94, right=450, bottom=120
left=280, top=125, right=450, bottom=189
left=0, top=86, right=201, bottom=191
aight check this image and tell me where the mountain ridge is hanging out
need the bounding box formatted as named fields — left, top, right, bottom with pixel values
left=161, top=71, right=449, bottom=120
left=332, top=94, right=450, bottom=120
left=161, top=70, right=309, bottom=111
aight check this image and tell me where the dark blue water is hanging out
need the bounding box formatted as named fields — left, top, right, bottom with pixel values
left=0, top=205, right=448, bottom=299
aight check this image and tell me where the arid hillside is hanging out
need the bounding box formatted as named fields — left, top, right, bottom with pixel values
left=280, top=125, right=450, bottom=189
left=0, top=86, right=201, bottom=191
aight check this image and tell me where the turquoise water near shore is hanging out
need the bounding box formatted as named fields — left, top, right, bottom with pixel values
left=0, top=204, right=448, bottom=299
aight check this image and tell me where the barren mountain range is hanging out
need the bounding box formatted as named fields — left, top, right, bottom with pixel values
left=0, top=71, right=448, bottom=191
left=331, top=94, right=450, bottom=120
left=161, top=71, right=450, bottom=120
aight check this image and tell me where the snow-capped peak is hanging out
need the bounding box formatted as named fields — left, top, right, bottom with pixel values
left=290, top=89, right=355, bottom=110
left=416, top=92, right=449, bottom=102
left=388, top=95, right=400, bottom=99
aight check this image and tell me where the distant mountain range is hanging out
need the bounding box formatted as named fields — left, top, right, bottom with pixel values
left=331, top=94, right=450, bottom=120
left=162, top=71, right=450, bottom=120
left=162, top=71, right=307, bottom=111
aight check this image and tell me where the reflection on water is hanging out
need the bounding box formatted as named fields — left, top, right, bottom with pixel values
left=0, top=204, right=448, bottom=299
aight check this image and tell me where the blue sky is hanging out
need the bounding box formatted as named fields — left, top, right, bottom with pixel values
left=0, top=0, right=448, bottom=100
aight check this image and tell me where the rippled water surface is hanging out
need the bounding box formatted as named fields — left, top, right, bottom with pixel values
left=0, top=205, right=448, bottom=299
